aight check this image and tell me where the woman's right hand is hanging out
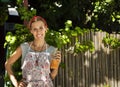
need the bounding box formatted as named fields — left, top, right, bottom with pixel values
left=18, top=81, right=27, bottom=87
left=50, top=51, right=61, bottom=70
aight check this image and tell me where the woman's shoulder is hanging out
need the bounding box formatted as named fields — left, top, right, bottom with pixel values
left=20, top=42, right=28, bottom=47
left=47, top=44, right=56, bottom=50
left=20, top=41, right=32, bottom=46
left=20, top=41, right=32, bottom=50
left=47, top=44, right=58, bottom=53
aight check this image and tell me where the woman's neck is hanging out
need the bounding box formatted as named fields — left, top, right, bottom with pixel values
left=33, top=39, right=46, bottom=48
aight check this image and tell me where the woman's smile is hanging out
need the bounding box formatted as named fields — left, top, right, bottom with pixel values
left=37, top=34, right=43, bottom=38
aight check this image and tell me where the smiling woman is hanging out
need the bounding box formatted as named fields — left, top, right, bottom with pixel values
left=5, top=16, right=61, bottom=87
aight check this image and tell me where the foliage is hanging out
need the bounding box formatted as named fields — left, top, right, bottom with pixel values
left=46, top=20, right=95, bottom=55
left=102, top=33, right=120, bottom=49
left=1, top=0, right=120, bottom=31
left=16, top=0, right=36, bottom=21
left=92, top=0, right=120, bottom=33
left=5, top=24, right=32, bottom=54
left=26, top=0, right=120, bottom=33
left=104, top=84, right=111, bottom=87
left=0, top=2, right=8, bottom=26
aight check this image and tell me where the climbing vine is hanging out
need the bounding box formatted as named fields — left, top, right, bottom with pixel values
left=102, top=33, right=120, bottom=49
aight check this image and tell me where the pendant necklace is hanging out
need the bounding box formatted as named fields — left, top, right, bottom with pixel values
left=33, top=41, right=45, bottom=66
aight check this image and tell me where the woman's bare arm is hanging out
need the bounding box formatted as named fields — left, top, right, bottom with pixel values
left=5, top=46, right=22, bottom=87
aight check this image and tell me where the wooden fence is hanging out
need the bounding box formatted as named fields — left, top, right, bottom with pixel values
left=54, top=31, right=120, bottom=87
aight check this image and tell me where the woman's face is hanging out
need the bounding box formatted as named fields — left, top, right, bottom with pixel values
left=30, top=20, right=47, bottom=40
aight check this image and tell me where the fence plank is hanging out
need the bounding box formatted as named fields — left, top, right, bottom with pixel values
left=55, top=31, right=120, bottom=87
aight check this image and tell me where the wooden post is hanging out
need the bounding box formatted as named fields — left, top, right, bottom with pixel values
left=23, top=0, right=28, bottom=26
left=0, top=25, right=5, bottom=87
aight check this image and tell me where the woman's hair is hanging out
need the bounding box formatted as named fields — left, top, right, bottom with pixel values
left=28, top=16, right=48, bottom=30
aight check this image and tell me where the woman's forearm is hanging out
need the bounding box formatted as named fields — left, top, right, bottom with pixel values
left=50, top=69, right=58, bottom=80
left=5, top=63, right=18, bottom=87
left=9, top=75, right=18, bottom=87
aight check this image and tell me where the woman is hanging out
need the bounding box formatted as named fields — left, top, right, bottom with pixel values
left=5, top=16, right=61, bottom=87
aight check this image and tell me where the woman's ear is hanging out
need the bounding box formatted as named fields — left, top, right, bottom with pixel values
left=45, top=28, right=48, bottom=33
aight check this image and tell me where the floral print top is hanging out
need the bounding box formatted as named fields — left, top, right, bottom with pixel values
left=20, top=42, right=56, bottom=87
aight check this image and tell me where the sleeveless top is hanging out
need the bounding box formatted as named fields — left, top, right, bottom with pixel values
left=20, top=42, right=57, bottom=87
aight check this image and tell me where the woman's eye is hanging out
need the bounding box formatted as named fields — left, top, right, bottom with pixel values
left=32, top=26, right=44, bottom=31
left=33, top=28, right=37, bottom=31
